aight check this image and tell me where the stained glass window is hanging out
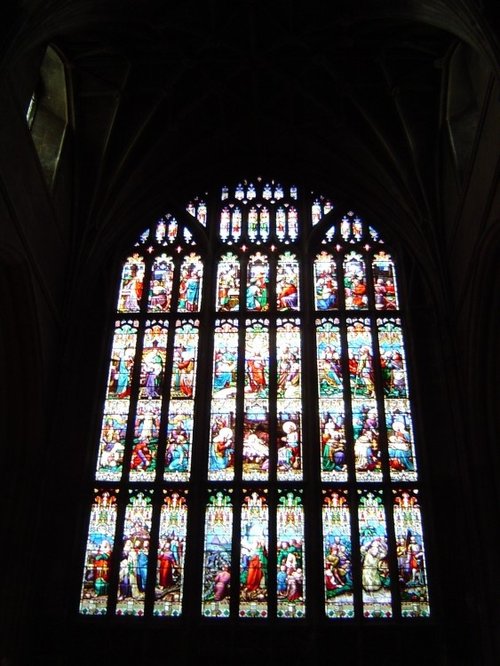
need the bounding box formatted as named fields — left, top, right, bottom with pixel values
left=80, top=179, right=430, bottom=620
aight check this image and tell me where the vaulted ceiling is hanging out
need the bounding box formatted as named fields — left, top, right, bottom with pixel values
left=3, top=1, right=499, bottom=246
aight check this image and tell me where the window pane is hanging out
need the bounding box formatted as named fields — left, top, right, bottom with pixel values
left=80, top=489, right=119, bottom=615
left=277, top=491, right=305, bottom=618
left=153, top=490, right=188, bottom=616
left=240, top=491, right=269, bottom=618
left=358, top=490, right=392, bottom=618
left=322, top=490, right=354, bottom=618
left=202, top=491, right=233, bottom=617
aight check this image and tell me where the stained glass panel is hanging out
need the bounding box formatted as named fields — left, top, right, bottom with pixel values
left=246, top=253, right=269, bottom=311
left=96, top=401, right=128, bottom=481
left=373, top=251, right=398, bottom=310
left=117, top=255, right=145, bottom=312
left=277, top=402, right=302, bottom=481
left=178, top=254, right=203, bottom=312
left=393, top=490, right=430, bottom=617
left=242, top=399, right=269, bottom=481
left=322, top=490, right=354, bottom=617
left=80, top=490, right=118, bottom=614
left=170, top=320, right=199, bottom=399
left=277, top=491, right=305, bottom=618
left=378, top=319, right=408, bottom=398
left=314, top=251, right=338, bottom=310
left=148, top=254, right=174, bottom=312
left=276, top=253, right=300, bottom=310
left=358, top=490, right=392, bottom=617
left=202, top=491, right=233, bottom=618
left=209, top=407, right=236, bottom=481
left=240, top=491, right=269, bottom=617
left=164, top=400, right=193, bottom=480
left=115, top=490, right=153, bottom=616
left=352, top=398, right=382, bottom=481
left=106, top=321, right=138, bottom=400
left=316, top=318, right=343, bottom=397
left=320, top=398, right=347, bottom=482
left=153, top=490, right=188, bottom=616
left=216, top=253, right=240, bottom=311
left=344, top=252, right=368, bottom=309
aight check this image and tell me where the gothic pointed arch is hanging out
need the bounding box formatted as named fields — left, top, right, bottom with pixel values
left=79, top=178, right=430, bottom=621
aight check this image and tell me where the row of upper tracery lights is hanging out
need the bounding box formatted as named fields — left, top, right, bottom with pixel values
left=137, top=180, right=380, bottom=247
left=79, top=178, right=430, bottom=621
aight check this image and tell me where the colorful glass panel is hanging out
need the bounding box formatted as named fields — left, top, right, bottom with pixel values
left=352, top=398, right=382, bottom=481
left=340, top=211, right=363, bottom=243
left=134, top=400, right=161, bottom=478
left=287, top=206, right=298, bottom=241
left=242, top=399, right=269, bottom=481
left=178, top=253, right=203, bottom=312
left=115, top=491, right=153, bottom=616
left=378, top=318, right=408, bottom=399
left=276, top=318, right=301, bottom=399
left=220, top=207, right=231, bottom=241
left=208, top=319, right=238, bottom=481
left=170, top=320, right=199, bottom=400
left=96, top=400, right=128, bottom=481
left=322, top=490, right=354, bottom=617
left=216, top=253, right=240, bottom=311
left=239, top=491, right=269, bottom=618
left=386, top=399, right=417, bottom=481
left=106, top=321, right=138, bottom=400
left=320, top=398, right=347, bottom=482
left=276, top=253, right=300, bottom=310
left=358, top=490, right=392, bottom=617
left=277, top=491, right=305, bottom=618
left=316, top=318, right=343, bottom=397
left=232, top=207, right=242, bottom=241
left=314, top=251, right=338, bottom=310
left=117, top=255, right=145, bottom=312
left=248, top=206, right=259, bottom=242
left=276, top=318, right=302, bottom=480
left=347, top=319, right=375, bottom=400
left=209, top=406, right=236, bottom=481
left=276, top=206, right=286, bottom=240
left=344, top=252, right=368, bottom=309
left=393, top=490, right=430, bottom=617
left=147, top=254, right=174, bottom=312
left=243, top=320, right=269, bottom=481
left=372, top=251, right=398, bottom=310
left=212, top=320, right=239, bottom=398
left=277, top=400, right=302, bottom=481
left=164, top=400, right=193, bottom=481
left=246, top=253, right=269, bottom=311
left=139, top=321, right=167, bottom=401
left=153, top=491, right=188, bottom=616
left=202, top=491, right=233, bottom=618
left=259, top=207, right=270, bottom=241
left=244, top=320, right=269, bottom=399
left=186, top=199, right=207, bottom=226
left=79, top=490, right=118, bottom=615
left=164, top=215, right=178, bottom=243
left=312, top=197, right=334, bottom=226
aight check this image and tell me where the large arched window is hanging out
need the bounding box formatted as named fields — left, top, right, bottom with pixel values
left=79, top=178, right=430, bottom=620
